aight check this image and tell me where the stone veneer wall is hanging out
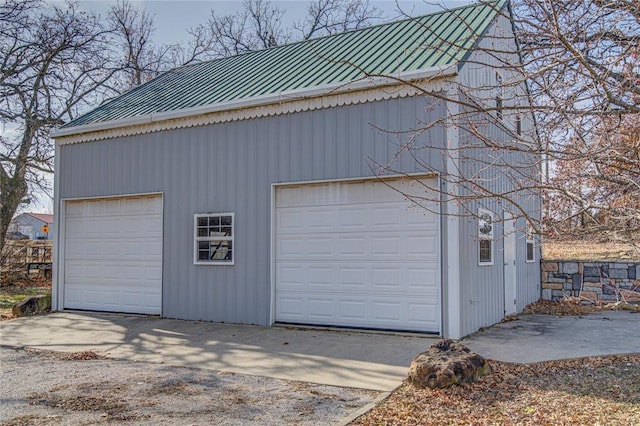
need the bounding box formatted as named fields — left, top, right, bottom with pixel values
left=541, top=261, right=640, bottom=303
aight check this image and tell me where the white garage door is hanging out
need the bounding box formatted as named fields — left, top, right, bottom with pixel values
left=63, top=195, right=163, bottom=315
left=275, top=178, right=440, bottom=332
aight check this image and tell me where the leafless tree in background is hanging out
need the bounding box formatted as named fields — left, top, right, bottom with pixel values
left=376, top=0, right=639, bottom=246
left=108, top=0, right=172, bottom=88
left=0, top=0, right=118, bottom=255
left=294, top=0, right=382, bottom=39
left=198, top=0, right=381, bottom=56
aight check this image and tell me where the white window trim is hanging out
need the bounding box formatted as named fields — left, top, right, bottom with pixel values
left=478, top=208, right=494, bottom=266
left=194, top=212, right=235, bottom=265
left=526, top=226, right=535, bottom=263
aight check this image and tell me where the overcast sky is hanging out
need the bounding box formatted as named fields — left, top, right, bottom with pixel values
left=69, top=1, right=475, bottom=45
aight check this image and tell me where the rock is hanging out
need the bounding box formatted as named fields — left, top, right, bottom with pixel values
left=407, top=339, right=492, bottom=389
left=12, top=295, right=51, bottom=317
left=561, top=262, right=579, bottom=275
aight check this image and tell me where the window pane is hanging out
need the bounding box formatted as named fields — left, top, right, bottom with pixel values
left=197, top=217, right=208, bottom=227
left=221, top=216, right=232, bottom=226
left=221, top=226, right=232, bottom=236
left=479, top=239, right=492, bottom=263
left=197, top=228, right=208, bottom=237
left=210, top=216, right=220, bottom=227
left=210, top=240, right=232, bottom=261
left=198, top=250, right=210, bottom=261
left=527, top=242, right=534, bottom=261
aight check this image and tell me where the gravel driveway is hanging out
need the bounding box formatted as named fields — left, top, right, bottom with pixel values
left=0, top=347, right=382, bottom=425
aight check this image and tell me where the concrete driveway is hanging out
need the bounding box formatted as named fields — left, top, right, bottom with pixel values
left=462, top=310, right=640, bottom=363
left=2, top=310, right=639, bottom=393
left=0, top=312, right=437, bottom=391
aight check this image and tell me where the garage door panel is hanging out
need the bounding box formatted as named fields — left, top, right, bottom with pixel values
left=278, top=232, right=436, bottom=261
left=278, top=202, right=431, bottom=234
left=63, top=195, right=162, bottom=315
left=275, top=179, right=440, bottom=333
left=276, top=293, right=439, bottom=330
left=278, top=262, right=437, bottom=293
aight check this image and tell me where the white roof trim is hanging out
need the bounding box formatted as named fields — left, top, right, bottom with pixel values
left=54, top=65, right=457, bottom=145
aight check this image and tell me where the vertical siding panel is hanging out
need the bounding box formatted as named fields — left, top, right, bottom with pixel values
left=327, top=108, right=338, bottom=178
left=233, top=124, right=245, bottom=323
left=246, top=119, right=259, bottom=323
left=335, top=107, right=348, bottom=177
left=344, top=106, right=362, bottom=176
left=289, top=114, right=302, bottom=181
left=255, top=119, right=271, bottom=324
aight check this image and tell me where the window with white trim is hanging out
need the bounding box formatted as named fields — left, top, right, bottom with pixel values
left=478, top=209, right=493, bottom=265
left=526, top=225, right=535, bottom=262
left=194, top=213, right=234, bottom=264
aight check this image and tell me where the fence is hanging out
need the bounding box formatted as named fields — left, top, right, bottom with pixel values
left=1, top=240, right=53, bottom=279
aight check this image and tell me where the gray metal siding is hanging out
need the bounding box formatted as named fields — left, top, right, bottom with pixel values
left=455, top=124, right=541, bottom=337
left=58, top=96, right=446, bottom=325
left=455, top=13, right=541, bottom=336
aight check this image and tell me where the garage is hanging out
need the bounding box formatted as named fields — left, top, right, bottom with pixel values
left=274, top=178, right=441, bottom=333
left=62, top=194, right=163, bottom=315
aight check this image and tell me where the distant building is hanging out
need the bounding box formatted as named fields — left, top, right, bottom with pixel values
left=8, top=213, right=54, bottom=240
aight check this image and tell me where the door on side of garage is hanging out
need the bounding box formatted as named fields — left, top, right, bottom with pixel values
left=62, top=194, right=163, bottom=315
left=274, top=178, right=440, bottom=333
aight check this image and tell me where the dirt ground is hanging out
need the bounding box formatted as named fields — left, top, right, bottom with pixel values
left=0, top=347, right=381, bottom=426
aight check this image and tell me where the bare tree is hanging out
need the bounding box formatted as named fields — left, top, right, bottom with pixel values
left=378, top=0, right=639, bottom=246
left=108, top=0, right=212, bottom=88
left=109, top=0, right=165, bottom=88
left=199, top=0, right=289, bottom=57
left=295, top=0, right=382, bottom=39
left=198, top=0, right=381, bottom=57
left=0, top=0, right=118, bottom=255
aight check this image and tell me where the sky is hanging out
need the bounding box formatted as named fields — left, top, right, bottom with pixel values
left=71, top=0, right=476, bottom=46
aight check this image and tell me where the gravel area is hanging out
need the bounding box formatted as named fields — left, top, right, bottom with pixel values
left=0, top=346, right=382, bottom=425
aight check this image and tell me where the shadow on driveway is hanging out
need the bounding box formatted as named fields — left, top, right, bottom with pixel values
left=0, top=312, right=438, bottom=391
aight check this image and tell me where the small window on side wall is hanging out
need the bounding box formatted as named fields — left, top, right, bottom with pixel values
left=526, top=226, right=535, bottom=262
left=478, top=209, right=494, bottom=265
left=194, top=213, right=234, bottom=265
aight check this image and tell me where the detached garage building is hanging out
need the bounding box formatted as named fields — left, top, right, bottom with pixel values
left=52, top=0, right=540, bottom=339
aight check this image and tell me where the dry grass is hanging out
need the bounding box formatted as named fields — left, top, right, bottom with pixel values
left=543, top=241, right=640, bottom=261
left=0, top=279, right=51, bottom=320
left=353, top=354, right=640, bottom=426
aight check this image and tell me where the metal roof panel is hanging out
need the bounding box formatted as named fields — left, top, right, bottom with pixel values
left=63, top=1, right=504, bottom=128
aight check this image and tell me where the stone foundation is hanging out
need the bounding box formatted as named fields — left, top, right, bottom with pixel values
left=541, top=260, right=640, bottom=303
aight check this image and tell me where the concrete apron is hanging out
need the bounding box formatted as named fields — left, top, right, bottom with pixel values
left=0, top=312, right=438, bottom=391
left=462, top=311, right=640, bottom=363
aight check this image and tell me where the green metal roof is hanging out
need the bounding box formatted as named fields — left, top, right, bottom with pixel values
left=63, top=1, right=504, bottom=129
